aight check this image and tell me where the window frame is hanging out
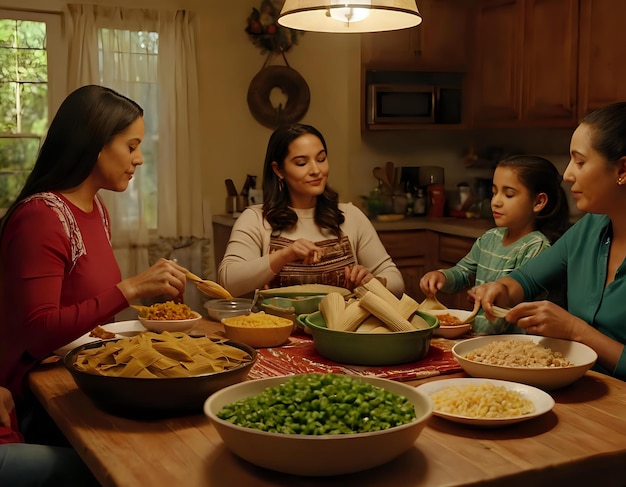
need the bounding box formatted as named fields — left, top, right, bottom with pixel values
left=0, top=8, right=67, bottom=213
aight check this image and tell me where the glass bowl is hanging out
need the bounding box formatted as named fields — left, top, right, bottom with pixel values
left=204, top=298, right=252, bottom=322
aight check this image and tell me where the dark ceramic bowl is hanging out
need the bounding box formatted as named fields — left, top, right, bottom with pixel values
left=298, top=311, right=438, bottom=366
left=64, top=337, right=257, bottom=417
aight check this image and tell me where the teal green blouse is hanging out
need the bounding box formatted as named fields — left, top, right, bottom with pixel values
left=511, top=213, right=626, bottom=380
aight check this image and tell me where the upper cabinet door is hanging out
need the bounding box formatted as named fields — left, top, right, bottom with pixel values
left=361, top=0, right=472, bottom=71
left=578, top=0, right=626, bottom=118
left=522, top=0, right=578, bottom=125
left=472, top=0, right=523, bottom=124
left=473, top=0, right=578, bottom=127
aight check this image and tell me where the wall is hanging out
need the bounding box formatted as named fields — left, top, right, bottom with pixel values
left=1, top=1, right=578, bottom=218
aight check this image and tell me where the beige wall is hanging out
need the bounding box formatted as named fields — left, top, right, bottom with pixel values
left=2, top=1, right=576, bottom=217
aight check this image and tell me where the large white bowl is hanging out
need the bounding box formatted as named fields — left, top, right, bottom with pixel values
left=204, top=375, right=432, bottom=476
left=139, top=311, right=202, bottom=333
left=452, top=335, right=597, bottom=390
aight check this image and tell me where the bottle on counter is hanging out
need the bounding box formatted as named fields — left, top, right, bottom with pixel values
left=427, top=184, right=446, bottom=217
left=413, top=187, right=426, bottom=216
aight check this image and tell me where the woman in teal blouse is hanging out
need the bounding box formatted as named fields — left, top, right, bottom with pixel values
left=471, top=102, right=626, bottom=380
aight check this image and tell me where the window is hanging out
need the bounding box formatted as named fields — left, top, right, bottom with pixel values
left=97, top=28, right=159, bottom=229
left=0, top=10, right=65, bottom=210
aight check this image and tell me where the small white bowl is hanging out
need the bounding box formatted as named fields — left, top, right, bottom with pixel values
left=426, top=309, right=473, bottom=339
left=452, top=335, right=597, bottom=390
left=139, top=311, right=202, bottom=333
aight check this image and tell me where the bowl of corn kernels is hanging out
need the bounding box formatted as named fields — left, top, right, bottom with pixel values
left=221, top=312, right=294, bottom=348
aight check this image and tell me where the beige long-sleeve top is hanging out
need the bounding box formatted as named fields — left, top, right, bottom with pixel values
left=218, top=203, right=404, bottom=298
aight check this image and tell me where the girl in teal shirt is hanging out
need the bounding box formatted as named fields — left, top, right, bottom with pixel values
left=473, top=102, right=626, bottom=380
left=420, top=155, right=570, bottom=334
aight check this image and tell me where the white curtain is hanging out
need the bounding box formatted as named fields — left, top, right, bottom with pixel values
left=66, top=5, right=209, bottom=285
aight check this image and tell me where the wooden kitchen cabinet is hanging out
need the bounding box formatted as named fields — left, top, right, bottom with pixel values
left=377, top=230, right=429, bottom=302
left=577, top=0, right=626, bottom=118
left=361, top=0, right=472, bottom=71
left=378, top=229, right=476, bottom=309
left=430, top=233, right=475, bottom=310
left=472, top=0, right=579, bottom=127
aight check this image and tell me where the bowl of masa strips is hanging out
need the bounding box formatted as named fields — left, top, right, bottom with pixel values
left=204, top=373, right=432, bottom=476
left=64, top=331, right=257, bottom=417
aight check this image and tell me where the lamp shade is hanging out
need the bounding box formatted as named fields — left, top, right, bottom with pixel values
left=278, top=0, right=422, bottom=33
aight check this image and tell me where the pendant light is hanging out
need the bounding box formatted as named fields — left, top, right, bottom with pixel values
left=278, top=0, right=422, bottom=33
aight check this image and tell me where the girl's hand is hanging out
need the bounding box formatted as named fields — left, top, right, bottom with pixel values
left=506, top=300, right=582, bottom=340
left=117, top=258, right=187, bottom=302
left=420, top=271, right=447, bottom=296
left=344, top=265, right=374, bottom=290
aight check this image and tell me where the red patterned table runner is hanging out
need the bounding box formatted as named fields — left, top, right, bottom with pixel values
left=248, top=336, right=462, bottom=382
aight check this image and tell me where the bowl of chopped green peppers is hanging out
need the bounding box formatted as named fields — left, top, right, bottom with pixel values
left=204, top=372, right=432, bottom=476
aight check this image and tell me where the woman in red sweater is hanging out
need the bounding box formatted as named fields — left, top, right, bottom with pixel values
left=0, top=85, right=187, bottom=443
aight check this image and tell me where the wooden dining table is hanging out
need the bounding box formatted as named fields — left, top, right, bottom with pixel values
left=28, top=319, right=626, bottom=487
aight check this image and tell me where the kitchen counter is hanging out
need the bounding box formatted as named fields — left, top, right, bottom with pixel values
left=371, top=216, right=493, bottom=238
left=213, top=214, right=494, bottom=239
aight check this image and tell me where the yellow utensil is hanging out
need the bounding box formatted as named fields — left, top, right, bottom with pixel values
left=184, top=270, right=233, bottom=300
left=130, top=304, right=150, bottom=317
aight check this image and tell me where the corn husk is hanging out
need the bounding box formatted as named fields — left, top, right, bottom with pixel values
left=363, top=277, right=399, bottom=305
left=319, top=292, right=346, bottom=330
left=398, top=294, right=420, bottom=320
left=357, top=291, right=415, bottom=332
left=418, top=294, right=447, bottom=311
left=184, top=270, right=233, bottom=299
left=354, top=316, right=385, bottom=333
left=411, top=314, right=431, bottom=330
left=334, top=299, right=370, bottom=332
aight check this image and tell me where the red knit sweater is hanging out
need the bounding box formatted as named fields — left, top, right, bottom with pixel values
left=0, top=192, right=128, bottom=398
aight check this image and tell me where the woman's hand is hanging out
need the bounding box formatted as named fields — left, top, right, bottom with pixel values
left=420, top=271, right=446, bottom=296
left=344, top=265, right=374, bottom=290
left=506, top=300, right=582, bottom=340
left=117, top=258, right=187, bottom=302
left=270, top=239, right=323, bottom=273
left=469, top=277, right=521, bottom=320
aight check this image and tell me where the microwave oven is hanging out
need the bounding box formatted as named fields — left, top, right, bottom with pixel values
left=367, top=83, right=462, bottom=126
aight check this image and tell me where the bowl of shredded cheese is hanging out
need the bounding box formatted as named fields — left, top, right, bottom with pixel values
left=452, top=335, right=597, bottom=390
left=222, top=312, right=294, bottom=348
left=136, top=301, right=202, bottom=333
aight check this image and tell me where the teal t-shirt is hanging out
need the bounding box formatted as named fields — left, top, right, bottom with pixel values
left=440, top=227, right=550, bottom=334
left=510, top=213, right=626, bottom=380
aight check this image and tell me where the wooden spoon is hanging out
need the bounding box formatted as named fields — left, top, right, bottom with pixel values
left=372, top=167, right=393, bottom=191
left=385, top=161, right=395, bottom=189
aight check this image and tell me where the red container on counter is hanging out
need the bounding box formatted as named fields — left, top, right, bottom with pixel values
left=427, top=184, right=445, bottom=217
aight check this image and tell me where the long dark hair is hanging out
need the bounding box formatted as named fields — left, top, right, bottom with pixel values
left=582, top=101, right=626, bottom=163
left=497, top=155, right=570, bottom=243
left=262, top=123, right=344, bottom=237
left=0, top=85, right=143, bottom=239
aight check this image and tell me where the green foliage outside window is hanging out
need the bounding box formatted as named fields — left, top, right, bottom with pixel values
left=0, top=18, right=48, bottom=208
